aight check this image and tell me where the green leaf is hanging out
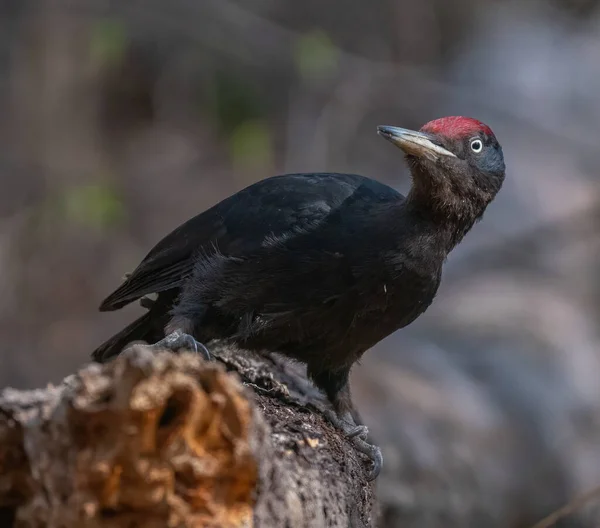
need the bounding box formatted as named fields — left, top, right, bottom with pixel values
left=61, top=183, right=125, bottom=230
left=89, top=19, right=127, bottom=66
left=294, top=30, right=339, bottom=82
left=208, top=71, right=265, bottom=135
left=229, top=120, right=273, bottom=171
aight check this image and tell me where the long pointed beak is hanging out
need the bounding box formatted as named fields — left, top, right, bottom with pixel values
left=377, top=125, right=456, bottom=161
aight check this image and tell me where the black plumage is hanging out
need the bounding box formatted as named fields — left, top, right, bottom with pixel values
left=93, top=116, right=506, bottom=480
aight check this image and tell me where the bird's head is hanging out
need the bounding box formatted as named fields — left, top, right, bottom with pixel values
left=377, top=116, right=505, bottom=234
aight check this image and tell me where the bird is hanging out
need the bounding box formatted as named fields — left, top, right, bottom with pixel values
left=93, top=116, right=505, bottom=481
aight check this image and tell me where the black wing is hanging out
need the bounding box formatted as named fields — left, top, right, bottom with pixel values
left=99, top=173, right=402, bottom=311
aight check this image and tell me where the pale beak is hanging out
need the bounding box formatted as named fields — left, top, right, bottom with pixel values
left=377, top=125, right=456, bottom=161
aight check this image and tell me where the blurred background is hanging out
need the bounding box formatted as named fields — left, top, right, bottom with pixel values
left=1, top=0, right=600, bottom=526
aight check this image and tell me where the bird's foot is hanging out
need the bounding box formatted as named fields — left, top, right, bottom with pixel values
left=146, top=330, right=211, bottom=361
left=324, top=409, right=383, bottom=481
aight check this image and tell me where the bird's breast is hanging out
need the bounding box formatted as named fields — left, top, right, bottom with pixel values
left=361, top=265, right=440, bottom=324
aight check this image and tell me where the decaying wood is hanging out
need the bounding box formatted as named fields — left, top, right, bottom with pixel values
left=0, top=343, right=377, bottom=528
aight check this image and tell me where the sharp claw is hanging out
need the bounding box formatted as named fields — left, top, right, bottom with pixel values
left=348, top=435, right=383, bottom=481
left=346, top=425, right=368, bottom=439
left=147, top=331, right=211, bottom=361
left=181, top=335, right=211, bottom=361
left=323, top=409, right=382, bottom=480
left=196, top=341, right=211, bottom=361
left=366, top=445, right=383, bottom=481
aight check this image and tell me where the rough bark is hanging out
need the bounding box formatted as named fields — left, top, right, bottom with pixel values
left=0, top=343, right=377, bottom=528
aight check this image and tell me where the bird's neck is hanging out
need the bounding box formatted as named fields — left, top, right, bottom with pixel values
left=405, top=175, right=487, bottom=252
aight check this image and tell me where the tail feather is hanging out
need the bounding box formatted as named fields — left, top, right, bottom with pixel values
left=92, top=311, right=158, bottom=363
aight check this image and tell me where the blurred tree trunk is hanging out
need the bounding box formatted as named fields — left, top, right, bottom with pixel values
left=0, top=344, right=377, bottom=528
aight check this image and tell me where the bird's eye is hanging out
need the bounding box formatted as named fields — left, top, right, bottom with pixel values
left=470, top=139, right=483, bottom=153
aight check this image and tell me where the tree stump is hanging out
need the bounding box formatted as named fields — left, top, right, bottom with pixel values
left=0, top=343, right=377, bottom=527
